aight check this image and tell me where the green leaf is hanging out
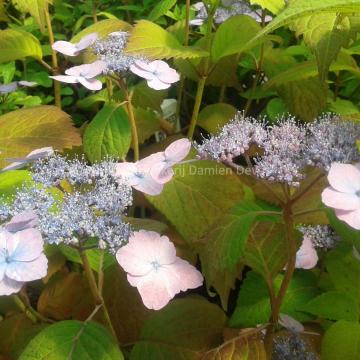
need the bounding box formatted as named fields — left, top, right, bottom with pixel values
left=146, top=160, right=245, bottom=244
left=242, top=0, right=360, bottom=54
left=125, top=20, right=208, bottom=59
left=299, top=291, right=359, bottom=321
left=322, top=321, right=360, bottom=360
left=83, top=104, right=131, bottom=162
left=200, top=200, right=281, bottom=272
left=19, top=320, right=124, bottom=359
left=59, top=245, right=116, bottom=272
left=0, top=0, right=8, bottom=21
left=0, top=106, right=81, bottom=168
left=71, top=19, right=131, bottom=42
left=197, top=103, right=237, bottom=134
left=130, top=298, right=226, bottom=360
left=12, top=0, right=51, bottom=33
left=148, top=0, right=176, bottom=21
left=229, top=271, right=319, bottom=327
left=291, top=13, right=351, bottom=82
left=326, top=243, right=360, bottom=299
left=243, top=221, right=287, bottom=279
left=0, top=170, right=32, bottom=201
left=133, top=107, right=161, bottom=144
left=132, top=81, right=168, bottom=112
left=211, top=15, right=261, bottom=62
left=0, top=29, right=42, bottom=63
left=250, top=0, right=285, bottom=14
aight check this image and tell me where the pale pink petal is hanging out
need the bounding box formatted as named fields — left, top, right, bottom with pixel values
left=116, top=231, right=177, bottom=275
left=130, top=62, right=156, bottom=81
left=295, top=236, right=318, bottom=270
left=0, top=262, right=6, bottom=282
left=193, top=2, right=205, bottom=11
left=150, top=162, right=174, bottom=184
left=0, top=276, right=23, bottom=296
left=76, top=33, right=98, bottom=51
left=335, top=208, right=360, bottom=230
left=157, top=68, right=180, bottom=84
left=133, top=178, right=164, bottom=195
left=190, top=19, right=205, bottom=26
left=127, top=271, right=173, bottom=310
left=321, top=187, right=360, bottom=211
left=138, top=153, right=165, bottom=172
left=18, top=81, right=37, bottom=87
left=163, top=258, right=203, bottom=295
left=50, top=75, right=79, bottom=84
left=78, top=77, right=103, bottom=91
left=115, top=162, right=140, bottom=186
left=327, top=163, right=360, bottom=193
left=82, top=60, right=106, bottom=78
left=5, top=253, right=48, bottom=282
left=9, top=228, right=44, bottom=262
left=25, top=147, right=54, bottom=161
left=5, top=211, right=38, bottom=232
left=165, top=139, right=191, bottom=164
left=147, top=78, right=171, bottom=90
left=1, top=162, right=27, bottom=171
left=52, top=41, right=78, bottom=56
left=279, top=313, right=304, bottom=333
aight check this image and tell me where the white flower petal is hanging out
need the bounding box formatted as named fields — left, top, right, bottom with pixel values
left=0, top=276, right=23, bottom=296
left=5, top=211, right=38, bottom=232
left=322, top=187, right=360, bottom=211
left=295, top=236, right=318, bottom=269
left=147, top=78, right=171, bottom=90
left=10, top=228, right=44, bottom=262
left=76, top=33, right=98, bottom=51
left=52, top=41, right=79, bottom=56
left=50, top=75, right=79, bottom=84
left=328, top=163, right=360, bottom=193
left=335, top=208, right=360, bottom=230
left=78, top=77, right=103, bottom=91
left=127, top=271, right=173, bottom=310
left=5, top=254, right=48, bottom=282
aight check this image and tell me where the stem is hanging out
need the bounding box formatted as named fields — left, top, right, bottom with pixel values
left=13, top=294, right=52, bottom=324
left=187, top=5, right=215, bottom=139
left=45, top=6, right=61, bottom=108
left=265, top=203, right=296, bottom=355
left=126, top=90, right=139, bottom=161
left=244, top=43, right=265, bottom=116
left=176, top=0, right=192, bottom=131
left=37, top=59, right=53, bottom=72
left=79, top=249, right=117, bottom=340
left=188, top=75, right=206, bottom=139
left=92, top=0, right=98, bottom=23
left=219, top=85, right=226, bottom=102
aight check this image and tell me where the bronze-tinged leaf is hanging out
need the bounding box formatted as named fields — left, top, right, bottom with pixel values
left=202, top=328, right=267, bottom=360
left=37, top=272, right=93, bottom=321
left=0, top=314, right=46, bottom=358
left=0, top=106, right=82, bottom=168
left=243, top=221, right=288, bottom=279
left=103, top=264, right=151, bottom=344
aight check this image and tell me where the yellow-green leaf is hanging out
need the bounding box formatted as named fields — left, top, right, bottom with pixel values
left=250, top=0, right=285, bottom=14
left=12, top=0, right=52, bottom=33
left=242, top=0, right=360, bottom=54
left=71, top=19, right=131, bottom=42
left=0, top=29, right=42, bottom=63
left=125, top=20, right=209, bottom=59
left=0, top=0, right=8, bottom=21
left=0, top=106, right=81, bottom=168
